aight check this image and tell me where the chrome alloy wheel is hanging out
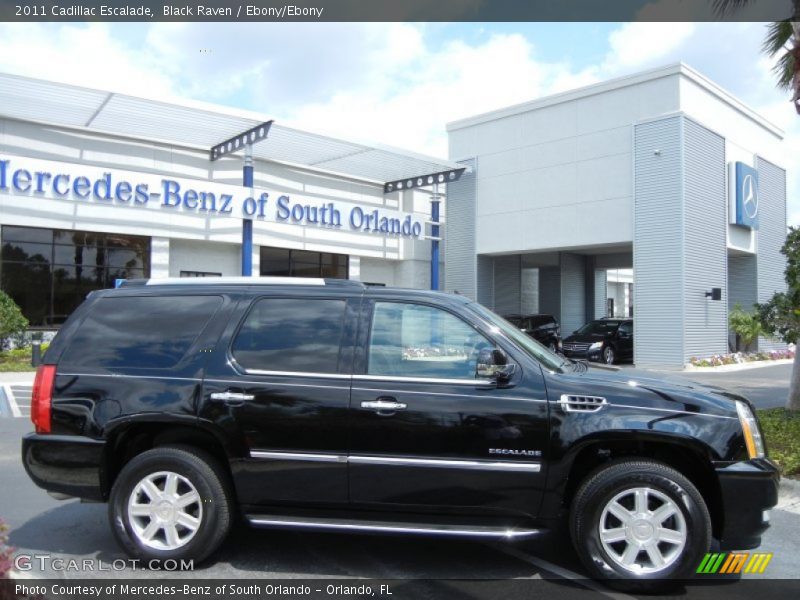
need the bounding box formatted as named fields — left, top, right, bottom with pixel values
left=598, top=487, right=687, bottom=574
left=127, top=471, right=203, bottom=551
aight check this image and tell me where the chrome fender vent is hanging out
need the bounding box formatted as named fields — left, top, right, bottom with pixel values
left=558, top=394, right=607, bottom=413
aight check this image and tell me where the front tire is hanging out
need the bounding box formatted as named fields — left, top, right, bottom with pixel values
left=570, top=459, right=711, bottom=592
left=603, top=345, right=616, bottom=364
left=109, top=446, right=233, bottom=565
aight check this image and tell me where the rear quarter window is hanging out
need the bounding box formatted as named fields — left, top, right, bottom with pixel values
left=59, top=295, right=222, bottom=369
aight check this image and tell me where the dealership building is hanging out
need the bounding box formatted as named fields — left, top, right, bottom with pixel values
left=445, top=63, right=788, bottom=368
left=0, top=72, right=459, bottom=332
left=0, top=64, right=789, bottom=369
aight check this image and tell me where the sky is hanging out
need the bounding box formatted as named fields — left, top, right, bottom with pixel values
left=0, top=21, right=797, bottom=223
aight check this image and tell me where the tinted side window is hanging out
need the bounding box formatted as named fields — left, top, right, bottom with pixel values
left=232, top=298, right=346, bottom=373
left=60, top=295, right=222, bottom=369
left=618, top=322, right=633, bottom=335
left=368, top=302, right=492, bottom=379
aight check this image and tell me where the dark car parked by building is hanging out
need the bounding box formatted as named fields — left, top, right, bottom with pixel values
left=503, top=314, right=560, bottom=351
left=23, top=278, right=776, bottom=591
left=559, top=318, right=633, bottom=365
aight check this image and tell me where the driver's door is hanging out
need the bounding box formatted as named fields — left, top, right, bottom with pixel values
left=348, top=300, right=550, bottom=515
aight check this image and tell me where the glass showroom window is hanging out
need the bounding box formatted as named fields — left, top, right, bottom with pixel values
left=259, top=246, right=348, bottom=279
left=0, top=225, right=151, bottom=327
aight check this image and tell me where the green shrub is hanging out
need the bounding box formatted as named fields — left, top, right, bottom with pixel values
left=0, top=291, right=28, bottom=350
left=729, top=304, right=763, bottom=352
left=758, top=408, right=800, bottom=477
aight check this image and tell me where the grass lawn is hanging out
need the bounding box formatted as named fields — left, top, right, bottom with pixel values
left=758, top=408, right=800, bottom=478
left=0, top=346, right=47, bottom=372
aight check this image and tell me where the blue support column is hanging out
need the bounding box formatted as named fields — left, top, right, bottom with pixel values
left=430, top=182, right=440, bottom=290
left=241, top=143, right=254, bottom=276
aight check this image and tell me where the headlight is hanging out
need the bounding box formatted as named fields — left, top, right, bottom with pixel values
left=736, top=401, right=765, bottom=459
left=589, top=342, right=603, bottom=351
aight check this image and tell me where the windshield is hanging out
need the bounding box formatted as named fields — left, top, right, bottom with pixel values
left=468, top=302, right=566, bottom=372
left=576, top=320, right=621, bottom=335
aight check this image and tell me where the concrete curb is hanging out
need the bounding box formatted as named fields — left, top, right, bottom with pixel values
left=683, top=359, right=793, bottom=373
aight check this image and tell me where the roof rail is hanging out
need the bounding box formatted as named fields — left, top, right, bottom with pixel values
left=118, top=277, right=365, bottom=288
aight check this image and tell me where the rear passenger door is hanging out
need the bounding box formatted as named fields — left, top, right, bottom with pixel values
left=199, top=293, right=358, bottom=508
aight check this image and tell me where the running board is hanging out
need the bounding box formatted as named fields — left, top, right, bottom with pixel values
left=246, top=514, right=541, bottom=539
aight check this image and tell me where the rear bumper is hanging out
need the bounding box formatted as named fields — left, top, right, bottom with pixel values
left=21, top=433, right=106, bottom=502
left=715, top=458, right=779, bottom=550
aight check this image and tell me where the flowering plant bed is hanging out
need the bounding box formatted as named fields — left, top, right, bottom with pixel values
left=689, top=349, right=794, bottom=368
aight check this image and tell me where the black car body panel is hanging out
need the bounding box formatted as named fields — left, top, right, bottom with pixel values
left=22, top=280, right=778, bottom=553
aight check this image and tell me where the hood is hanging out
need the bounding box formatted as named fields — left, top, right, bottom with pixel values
left=554, top=363, right=745, bottom=417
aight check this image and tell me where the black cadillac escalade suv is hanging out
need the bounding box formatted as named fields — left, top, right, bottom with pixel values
left=22, top=278, right=778, bottom=589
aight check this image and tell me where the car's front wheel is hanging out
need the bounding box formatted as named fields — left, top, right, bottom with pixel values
left=602, top=345, right=616, bottom=364
left=570, top=459, right=711, bottom=591
left=109, top=445, right=233, bottom=565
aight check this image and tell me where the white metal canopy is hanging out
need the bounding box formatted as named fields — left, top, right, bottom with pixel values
left=0, top=72, right=461, bottom=184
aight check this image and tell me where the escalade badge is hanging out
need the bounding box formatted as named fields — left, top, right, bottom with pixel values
left=489, top=448, right=542, bottom=457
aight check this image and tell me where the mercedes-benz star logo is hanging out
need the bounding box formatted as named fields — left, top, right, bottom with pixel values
left=742, top=173, right=758, bottom=220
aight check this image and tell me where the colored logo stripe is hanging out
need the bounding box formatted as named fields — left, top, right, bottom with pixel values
left=697, top=552, right=773, bottom=575
left=744, top=553, right=773, bottom=574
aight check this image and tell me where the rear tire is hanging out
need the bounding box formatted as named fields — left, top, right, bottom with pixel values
left=109, top=445, right=233, bottom=565
left=570, top=459, right=711, bottom=592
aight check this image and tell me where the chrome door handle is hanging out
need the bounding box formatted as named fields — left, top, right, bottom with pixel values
left=360, top=400, right=407, bottom=411
left=210, top=391, right=255, bottom=402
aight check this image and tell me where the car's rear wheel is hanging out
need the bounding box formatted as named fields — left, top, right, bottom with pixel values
left=603, top=345, right=616, bottom=364
left=109, top=445, right=233, bottom=565
left=570, top=459, right=711, bottom=592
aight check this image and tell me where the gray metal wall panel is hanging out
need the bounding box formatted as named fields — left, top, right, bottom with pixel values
left=494, top=255, right=522, bottom=315
left=521, top=268, right=540, bottom=314
left=444, top=158, right=477, bottom=299
left=683, top=119, right=728, bottom=360
left=595, top=270, right=608, bottom=318
left=476, top=255, right=494, bottom=308
left=633, top=116, right=684, bottom=368
left=538, top=266, right=561, bottom=322
left=560, top=253, right=587, bottom=334
left=756, top=157, right=788, bottom=351
left=728, top=255, right=757, bottom=311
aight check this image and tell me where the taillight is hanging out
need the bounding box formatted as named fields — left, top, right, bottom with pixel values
left=31, top=364, right=56, bottom=434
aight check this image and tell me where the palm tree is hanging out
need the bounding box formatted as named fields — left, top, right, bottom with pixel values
left=713, top=0, right=799, bottom=113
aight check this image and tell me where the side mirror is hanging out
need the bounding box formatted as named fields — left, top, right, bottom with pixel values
left=476, top=348, right=516, bottom=382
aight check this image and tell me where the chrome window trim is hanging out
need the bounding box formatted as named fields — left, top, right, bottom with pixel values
left=245, top=369, right=352, bottom=380
left=352, top=387, right=547, bottom=404
left=206, top=377, right=350, bottom=391
left=249, top=450, right=541, bottom=472
left=354, top=374, right=495, bottom=386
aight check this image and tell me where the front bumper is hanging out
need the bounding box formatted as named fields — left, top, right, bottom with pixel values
left=561, top=347, right=602, bottom=361
left=21, top=432, right=106, bottom=502
left=715, top=458, right=779, bottom=550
